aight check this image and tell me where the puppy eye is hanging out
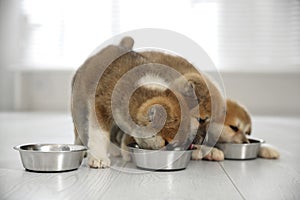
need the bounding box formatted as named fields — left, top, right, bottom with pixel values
left=229, top=125, right=239, bottom=132
left=197, top=117, right=206, bottom=124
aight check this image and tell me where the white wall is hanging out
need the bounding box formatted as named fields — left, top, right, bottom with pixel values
left=1, top=0, right=299, bottom=116
left=221, top=72, right=300, bottom=116
left=8, top=70, right=300, bottom=117
left=0, top=0, right=21, bottom=110
left=13, top=70, right=74, bottom=112
left=0, top=70, right=14, bottom=110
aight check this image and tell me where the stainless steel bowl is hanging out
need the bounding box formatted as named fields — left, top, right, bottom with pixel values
left=14, top=144, right=87, bottom=172
left=128, top=144, right=192, bottom=171
left=215, top=137, right=264, bottom=160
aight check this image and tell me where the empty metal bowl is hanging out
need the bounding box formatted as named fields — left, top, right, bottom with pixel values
left=215, top=137, right=264, bottom=160
left=128, top=143, right=192, bottom=171
left=14, top=144, right=87, bottom=172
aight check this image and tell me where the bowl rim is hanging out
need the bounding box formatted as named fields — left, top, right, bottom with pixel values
left=127, top=143, right=193, bottom=153
left=13, top=143, right=88, bottom=153
left=216, top=136, right=265, bottom=146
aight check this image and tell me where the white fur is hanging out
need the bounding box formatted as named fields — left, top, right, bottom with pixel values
left=87, top=125, right=111, bottom=168
left=259, top=144, right=280, bottom=159
left=192, top=144, right=224, bottom=161
left=87, top=107, right=111, bottom=168
left=137, top=74, right=169, bottom=91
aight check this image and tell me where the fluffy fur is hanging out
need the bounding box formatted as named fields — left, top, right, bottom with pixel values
left=74, top=39, right=201, bottom=168
left=221, top=99, right=279, bottom=159
left=73, top=38, right=279, bottom=169
left=167, top=65, right=280, bottom=160
left=140, top=52, right=279, bottom=160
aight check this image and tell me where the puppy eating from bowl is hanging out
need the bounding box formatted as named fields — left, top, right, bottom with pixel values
left=72, top=37, right=279, bottom=169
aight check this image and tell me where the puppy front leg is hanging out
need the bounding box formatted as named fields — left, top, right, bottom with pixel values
left=120, top=134, right=135, bottom=162
left=191, top=145, right=203, bottom=160
left=192, top=144, right=224, bottom=161
left=87, top=125, right=111, bottom=168
left=258, top=144, right=280, bottom=159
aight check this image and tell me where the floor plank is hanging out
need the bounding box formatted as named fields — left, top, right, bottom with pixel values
left=0, top=112, right=74, bottom=169
left=220, top=117, right=300, bottom=200
left=1, top=113, right=300, bottom=200
left=0, top=167, right=123, bottom=200
left=101, top=161, right=243, bottom=200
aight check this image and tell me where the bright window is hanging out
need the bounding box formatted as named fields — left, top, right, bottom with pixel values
left=20, top=0, right=300, bottom=71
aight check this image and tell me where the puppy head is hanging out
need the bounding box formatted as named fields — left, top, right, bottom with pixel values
left=218, top=99, right=252, bottom=144
left=134, top=90, right=193, bottom=150
left=171, top=72, right=208, bottom=109
left=172, top=72, right=227, bottom=145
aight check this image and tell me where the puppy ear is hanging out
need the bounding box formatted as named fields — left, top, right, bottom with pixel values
left=179, top=78, right=196, bottom=96
left=184, top=80, right=197, bottom=97
left=187, top=80, right=195, bottom=90
left=246, top=127, right=252, bottom=135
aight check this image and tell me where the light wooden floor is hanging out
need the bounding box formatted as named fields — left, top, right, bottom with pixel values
left=0, top=112, right=300, bottom=200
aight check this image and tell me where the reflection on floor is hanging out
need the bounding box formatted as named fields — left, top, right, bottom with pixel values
left=0, top=112, right=299, bottom=200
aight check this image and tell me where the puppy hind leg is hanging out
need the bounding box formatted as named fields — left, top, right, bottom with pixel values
left=87, top=125, right=111, bottom=168
left=74, top=127, right=83, bottom=145
left=74, top=126, right=88, bottom=157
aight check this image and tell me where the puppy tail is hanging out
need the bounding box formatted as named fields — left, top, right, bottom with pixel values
left=119, top=36, right=134, bottom=50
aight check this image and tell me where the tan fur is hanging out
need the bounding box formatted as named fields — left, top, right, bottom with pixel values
left=192, top=144, right=224, bottom=161
left=72, top=37, right=135, bottom=168
left=94, top=50, right=193, bottom=149
left=218, top=99, right=280, bottom=159
left=219, top=99, right=252, bottom=144
left=73, top=37, right=279, bottom=168
left=174, top=76, right=280, bottom=160
left=125, top=53, right=228, bottom=161
left=141, top=52, right=226, bottom=145
left=171, top=72, right=226, bottom=145
left=140, top=51, right=198, bottom=74
left=138, top=55, right=280, bottom=160
left=259, top=144, right=280, bottom=159
left=76, top=40, right=204, bottom=167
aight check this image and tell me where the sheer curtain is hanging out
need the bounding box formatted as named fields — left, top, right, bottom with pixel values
left=20, top=0, right=113, bottom=68
left=217, top=0, right=300, bottom=72
left=20, top=0, right=300, bottom=71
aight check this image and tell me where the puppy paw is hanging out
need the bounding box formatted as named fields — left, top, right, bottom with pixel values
left=203, top=147, right=224, bottom=161
left=259, top=146, right=280, bottom=159
left=88, top=155, right=111, bottom=168
left=192, top=149, right=203, bottom=160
